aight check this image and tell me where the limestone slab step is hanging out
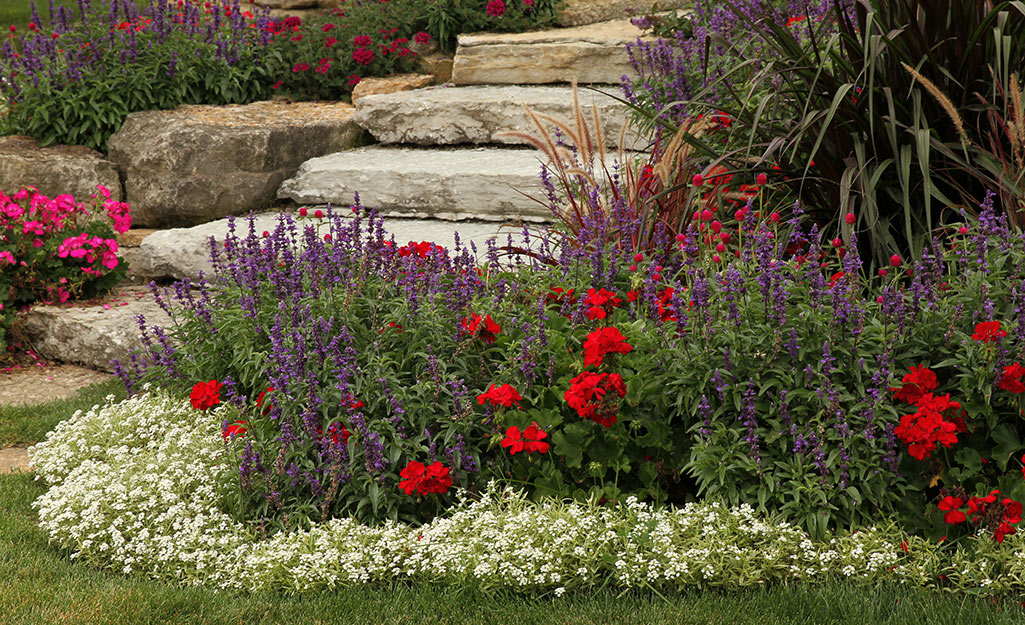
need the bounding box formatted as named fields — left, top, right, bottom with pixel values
left=558, top=0, right=691, bottom=27
left=278, top=147, right=555, bottom=222
left=132, top=212, right=524, bottom=281
left=452, top=18, right=649, bottom=85
left=20, top=287, right=172, bottom=373
left=354, top=85, right=643, bottom=149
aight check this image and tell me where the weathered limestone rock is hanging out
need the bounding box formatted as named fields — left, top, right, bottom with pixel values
left=452, top=18, right=648, bottom=85
left=256, top=0, right=318, bottom=8
left=107, top=101, right=365, bottom=228
left=279, top=147, right=555, bottom=221
left=351, top=74, right=435, bottom=104
left=0, top=136, right=122, bottom=201
left=417, top=53, right=455, bottom=83
left=558, top=0, right=690, bottom=27
left=354, top=85, right=643, bottom=148
left=19, top=287, right=173, bottom=373
left=132, top=212, right=514, bottom=281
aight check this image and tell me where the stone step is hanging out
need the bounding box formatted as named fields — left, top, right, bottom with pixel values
left=278, top=146, right=556, bottom=222
left=558, top=0, right=690, bottom=27
left=452, top=18, right=650, bottom=85
left=19, top=287, right=172, bottom=373
left=126, top=212, right=527, bottom=281
left=354, top=85, right=644, bottom=149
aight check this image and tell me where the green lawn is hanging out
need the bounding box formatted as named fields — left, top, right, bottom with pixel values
left=2, top=383, right=1025, bottom=624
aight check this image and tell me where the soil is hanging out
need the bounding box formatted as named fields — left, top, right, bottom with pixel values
left=0, top=364, right=114, bottom=406
left=0, top=446, right=30, bottom=474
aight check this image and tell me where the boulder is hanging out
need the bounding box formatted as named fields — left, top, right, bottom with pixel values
left=353, top=85, right=643, bottom=148
left=351, top=74, right=435, bottom=104
left=0, top=135, right=122, bottom=201
left=19, top=287, right=173, bottom=373
left=558, top=0, right=691, bottom=27
left=452, top=18, right=648, bottom=85
left=107, top=101, right=365, bottom=228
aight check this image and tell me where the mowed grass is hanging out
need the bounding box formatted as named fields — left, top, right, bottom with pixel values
left=2, top=383, right=1025, bottom=624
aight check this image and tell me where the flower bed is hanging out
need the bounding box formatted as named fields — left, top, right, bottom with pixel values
left=0, top=0, right=562, bottom=152
left=29, top=389, right=1019, bottom=593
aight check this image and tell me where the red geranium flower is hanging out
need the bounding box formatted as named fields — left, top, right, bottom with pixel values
left=327, top=422, right=352, bottom=446
left=477, top=383, right=522, bottom=408
left=998, top=363, right=1025, bottom=394
left=399, top=461, right=452, bottom=495
left=582, top=288, right=623, bottom=320
left=222, top=420, right=247, bottom=440
left=891, top=364, right=937, bottom=404
left=461, top=313, right=501, bottom=344
left=353, top=35, right=372, bottom=46
left=399, top=461, right=426, bottom=495
left=972, top=320, right=1007, bottom=343
left=995, top=521, right=1017, bottom=543
left=582, top=326, right=633, bottom=368
left=190, top=380, right=223, bottom=411
left=564, top=371, right=627, bottom=427
left=501, top=422, right=549, bottom=455
left=893, top=393, right=961, bottom=460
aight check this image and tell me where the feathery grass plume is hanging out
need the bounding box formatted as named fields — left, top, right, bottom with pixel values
left=901, top=62, right=970, bottom=146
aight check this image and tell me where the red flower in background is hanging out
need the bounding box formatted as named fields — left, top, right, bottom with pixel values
left=582, top=327, right=633, bottom=368
left=461, top=313, right=501, bottom=344
left=486, top=0, right=506, bottom=17
left=353, top=35, right=372, bottom=46
left=477, top=383, right=522, bottom=408
left=582, top=288, right=623, bottom=320
left=891, top=364, right=938, bottom=404
left=256, top=386, right=274, bottom=415
left=190, top=380, right=222, bottom=410
left=222, top=420, right=247, bottom=440
left=352, top=47, right=374, bottom=65
left=564, top=371, right=627, bottom=427
left=972, top=320, right=1007, bottom=343
left=397, top=241, right=446, bottom=259
left=413, top=31, right=431, bottom=44
left=998, top=363, right=1025, bottom=394
left=938, top=496, right=965, bottom=524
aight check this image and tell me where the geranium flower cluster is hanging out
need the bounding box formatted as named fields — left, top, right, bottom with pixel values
left=938, top=491, right=1023, bottom=543
left=399, top=461, right=453, bottom=496
left=891, top=366, right=965, bottom=461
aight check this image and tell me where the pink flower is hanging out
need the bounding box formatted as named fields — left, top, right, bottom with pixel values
left=413, top=31, right=431, bottom=44
left=486, top=0, right=505, bottom=17
left=353, top=35, right=372, bottom=47
left=324, top=36, right=337, bottom=47
left=292, top=62, right=310, bottom=72
left=352, top=47, right=374, bottom=65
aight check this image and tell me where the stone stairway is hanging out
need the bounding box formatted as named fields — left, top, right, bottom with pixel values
left=18, top=10, right=668, bottom=372
left=278, top=13, right=658, bottom=223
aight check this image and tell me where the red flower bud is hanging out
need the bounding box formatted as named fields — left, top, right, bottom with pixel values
left=890, top=254, right=901, bottom=267
left=831, top=237, right=842, bottom=248
left=692, top=173, right=704, bottom=186
left=845, top=213, right=856, bottom=224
